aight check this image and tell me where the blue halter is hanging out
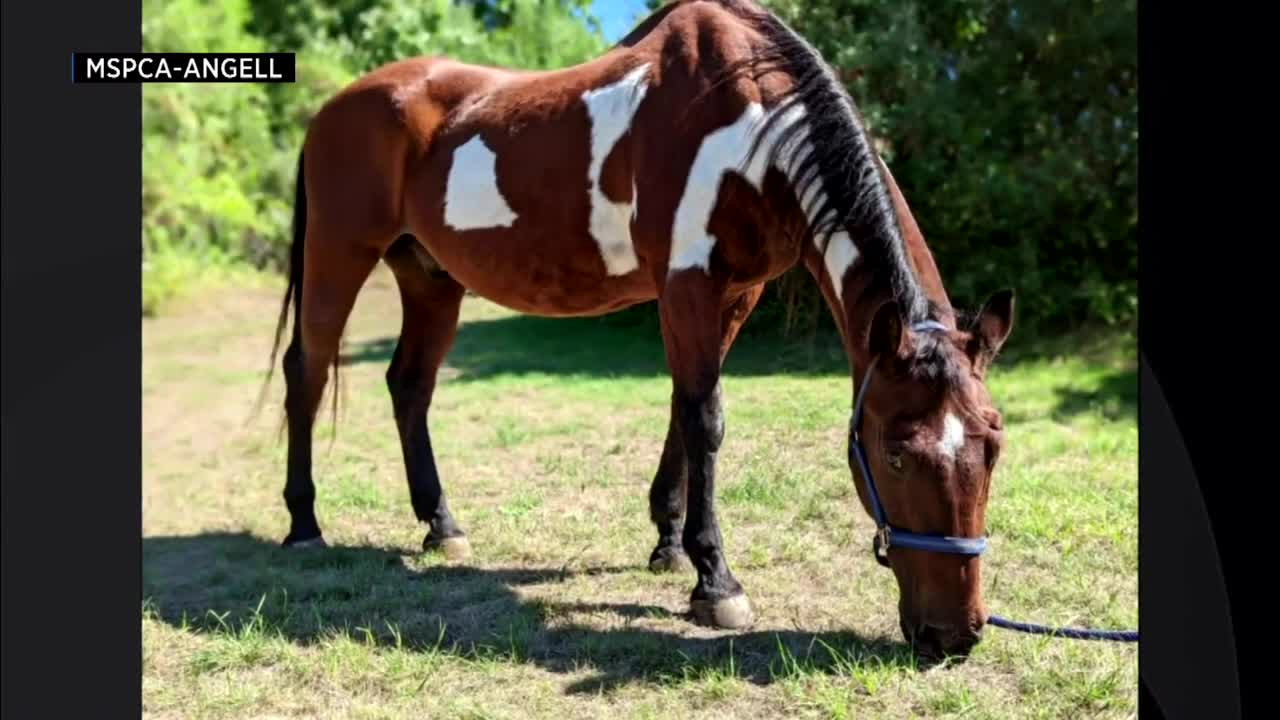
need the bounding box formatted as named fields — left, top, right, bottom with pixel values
left=850, top=319, right=989, bottom=567
left=852, top=319, right=1139, bottom=643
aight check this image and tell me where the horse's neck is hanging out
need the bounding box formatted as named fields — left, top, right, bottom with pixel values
left=841, top=266, right=895, bottom=367
left=825, top=223, right=950, bottom=382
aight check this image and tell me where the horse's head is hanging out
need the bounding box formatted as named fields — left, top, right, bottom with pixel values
left=849, top=289, right=1014, bottom=660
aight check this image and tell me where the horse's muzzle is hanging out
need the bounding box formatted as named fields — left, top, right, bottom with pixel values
left=904, top=620, right=983, bottom=661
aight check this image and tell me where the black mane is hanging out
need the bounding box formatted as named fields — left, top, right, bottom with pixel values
left=712, top=0, right=932, bottom=326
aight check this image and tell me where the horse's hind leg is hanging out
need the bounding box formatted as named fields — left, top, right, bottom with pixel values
left=277, top=88, right=416, bottom=548
left=382, top=235, right=470, bottom=560
left=281, top=230, right=383, bottom=547
left=648, top=283, right=764, bottom=574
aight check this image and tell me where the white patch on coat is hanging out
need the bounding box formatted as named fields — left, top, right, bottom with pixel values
left=773, top=114, right=863, bottom=301
left=668, top=101, right=857, bottom=286
left=668, top=103, right=773, bottom=273
left=581, top=63, right=651, bottom=276
left=443, top=135, right=518, bottom=231
left=938, top=413, right=965, bottom=460
left=823, top=230, right=860, bottom=303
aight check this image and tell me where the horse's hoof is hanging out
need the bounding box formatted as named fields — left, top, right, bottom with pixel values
left=648, top=547, right=692, bottom=573
left=690, top=593, right=754, bottom=629
left=283, top=536, right=327, bottom=550
left=424, top=534, right=472, bottom=562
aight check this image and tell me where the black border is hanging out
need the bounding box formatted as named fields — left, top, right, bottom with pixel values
left=2, top=0, right=142, bottom=716
left=0, top=0, right=1258, bottom=716
left=1136, top=2, right=1259, bottom=716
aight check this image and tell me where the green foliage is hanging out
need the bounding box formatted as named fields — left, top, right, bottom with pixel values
left=142, top=0, right=288, bottom=313
left=142, top=0, right=607, bottom=314
left=761, top=0, right=1138, bottom=333
left=143, top=0, right=1136, bottom=336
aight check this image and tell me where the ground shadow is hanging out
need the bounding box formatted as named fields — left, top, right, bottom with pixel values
left=340, top=308, right=850, bottom=381
left=1051, top=367, right=1137, bottom=422
left=341, top=305, right=1138, bottom=394
left=144, top=532, right=921, bottom=694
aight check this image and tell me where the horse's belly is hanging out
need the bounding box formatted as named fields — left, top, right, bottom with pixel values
left=416, top=227, right=656, bottom=317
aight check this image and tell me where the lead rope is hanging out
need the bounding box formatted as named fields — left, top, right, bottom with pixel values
left=985, top=615, right=1139, bottom=642
left=856, top=320, right=1139, bottom=644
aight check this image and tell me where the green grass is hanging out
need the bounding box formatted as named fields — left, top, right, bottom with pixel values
left=143, top=267, right=1137, bottom=718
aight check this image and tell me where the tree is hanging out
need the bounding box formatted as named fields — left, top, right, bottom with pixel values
left=143, top=0, right=610, bottom=314
left=762, top=0, right=1137, bottom=332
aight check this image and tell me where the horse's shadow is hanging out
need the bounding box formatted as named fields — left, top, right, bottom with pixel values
left=143, top=532, right=920, bottom=694
left=339, top=307, right=850, bottom=382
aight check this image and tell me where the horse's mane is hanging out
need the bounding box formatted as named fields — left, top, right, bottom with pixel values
left=621, top=3, right=962, bottom=385
left=692, top=1, right=934, bottom=328
left=689, top=0, right=965, bottom=386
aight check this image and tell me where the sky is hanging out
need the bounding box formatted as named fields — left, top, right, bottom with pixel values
left=589, top=0, right=652, bottom=42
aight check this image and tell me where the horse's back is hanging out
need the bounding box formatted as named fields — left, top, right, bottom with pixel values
left=301, top=0, right=790, bottom=317
left=398, top=49, right=662, bottom=315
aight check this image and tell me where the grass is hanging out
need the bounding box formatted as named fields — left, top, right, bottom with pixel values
left=143, top=266, right=1137, bottom=718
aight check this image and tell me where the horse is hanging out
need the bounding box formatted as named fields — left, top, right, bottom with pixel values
left=262, top=0, right=1015, bottom=660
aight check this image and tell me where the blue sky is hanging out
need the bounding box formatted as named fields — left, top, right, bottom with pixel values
left=589, top=0, right=652, bottom=42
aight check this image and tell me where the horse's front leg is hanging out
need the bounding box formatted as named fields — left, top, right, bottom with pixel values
left=648, top=284, right=764, bottom=574
left=657, top=269, right=753, bottom=629
left=647, top=395, right=691, bottom=573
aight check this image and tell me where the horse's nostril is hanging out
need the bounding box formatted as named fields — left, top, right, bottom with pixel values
left=906, top=622, right=982, bottom=660
left=948, top=630, right=980, bottom=655
left=909, top=624, right=944, bottom=658
left=939, top=624, right=982, bottom=657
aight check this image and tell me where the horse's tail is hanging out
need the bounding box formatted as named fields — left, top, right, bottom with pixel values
left=253, top=148, right=336, bottom=437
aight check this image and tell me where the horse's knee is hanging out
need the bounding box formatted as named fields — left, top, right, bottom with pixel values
left=675, top=382, right=724, bottom=453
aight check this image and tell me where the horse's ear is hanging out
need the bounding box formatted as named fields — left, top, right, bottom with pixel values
left=967, top=289, right=1015, bottom=376
left=868, top=300, right=906, bottom=359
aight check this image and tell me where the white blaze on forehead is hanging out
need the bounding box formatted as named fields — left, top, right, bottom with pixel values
left=581, top=63, right=651, bottom=276
left=938, top=413, right=966, bottom=460
left=443, top=135, right=518, bottom=231
left=668, top=101, right=858, bottom=287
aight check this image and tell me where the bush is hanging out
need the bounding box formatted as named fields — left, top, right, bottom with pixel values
left=142, top=0, right=607, bottom=313
left=760, top=0, right=1138, bottom=335
left=143, top=0, right=1136, bottom=338
left=142, top=0, right=293, bottom=312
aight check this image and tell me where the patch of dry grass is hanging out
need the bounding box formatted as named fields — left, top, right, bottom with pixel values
left=143, top=267, right=1137, bottom=718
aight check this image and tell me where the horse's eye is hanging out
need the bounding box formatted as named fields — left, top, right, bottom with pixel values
left=886, top=450, right=903, bottom=470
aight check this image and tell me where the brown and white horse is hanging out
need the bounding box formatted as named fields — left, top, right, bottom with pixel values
left=264, top=0, right=1015, bottom=659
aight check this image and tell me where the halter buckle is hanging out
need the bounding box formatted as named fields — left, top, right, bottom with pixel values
left=873, top=526, right=891, bottom=567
